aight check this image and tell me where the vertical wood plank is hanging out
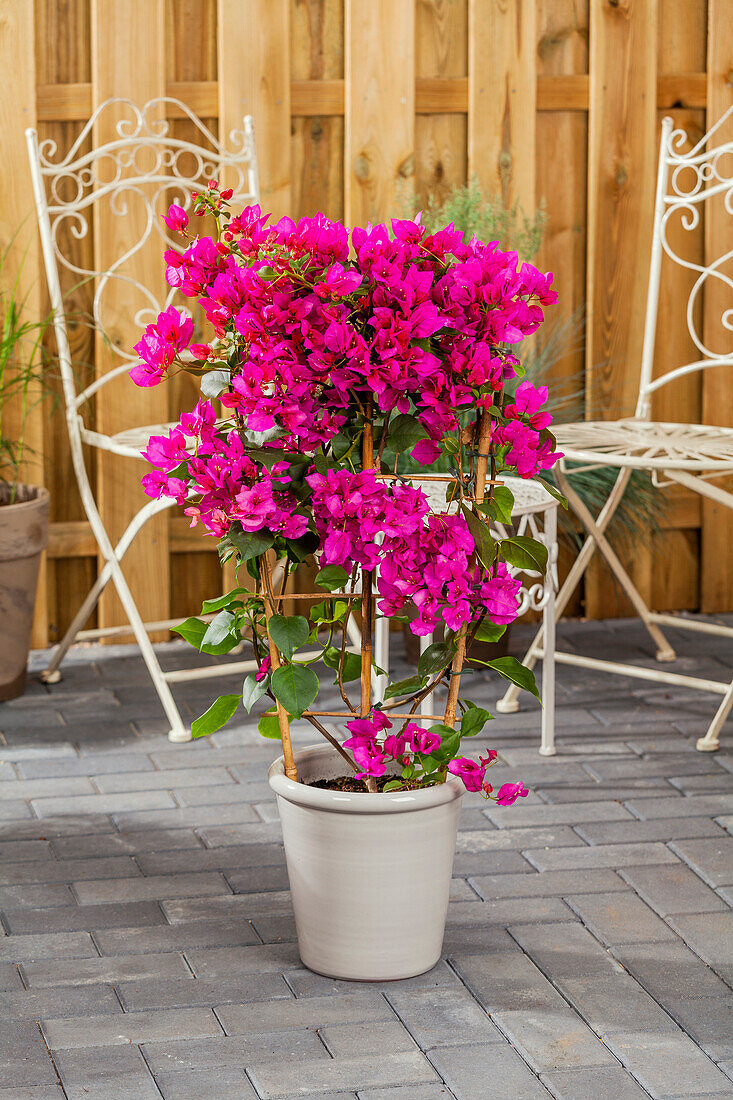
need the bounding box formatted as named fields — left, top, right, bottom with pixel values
left=345, top=0, right=415, bottom=226
left=584, top=0, right=657, bottom=620
left=469, top=0, right=536, bottom=215
left=218, top=0, right=291, bottom=220
left=415, top=0, right=468, bottom=210
left=701, top=0, right=733, bottom=612
left=91, top=0, right=170, bottom=636
left=0, top=0, right=46, bottom=647
left=36, top=0, right=95, bottom=645
left=291, top=0, right=344, bottom=221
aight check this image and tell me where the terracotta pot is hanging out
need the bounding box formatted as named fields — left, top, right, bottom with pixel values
left=268, top=742, right=463, bottom=981
left=0, top=484, right=49, bottom=701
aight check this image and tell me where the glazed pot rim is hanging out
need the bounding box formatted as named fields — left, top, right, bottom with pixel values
left=268, top=742, right=464, bottom=814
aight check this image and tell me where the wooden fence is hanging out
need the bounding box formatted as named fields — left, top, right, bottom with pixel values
left=1, top=0, right=732, bottom=648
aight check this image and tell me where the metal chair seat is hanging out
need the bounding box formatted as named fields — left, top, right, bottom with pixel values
left=80, top=421, right=195, bottom=460
left=555, top=418, right=733, bottom=472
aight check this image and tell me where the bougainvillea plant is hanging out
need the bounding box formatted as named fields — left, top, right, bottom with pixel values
left=131, top=183, right=562, bottom=800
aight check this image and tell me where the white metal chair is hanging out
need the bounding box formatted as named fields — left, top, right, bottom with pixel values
left=374, top=477, right=559, bottom=755
left=26, top=97, right=269, bottom=742
left=497, top=109, right=733, bottom=752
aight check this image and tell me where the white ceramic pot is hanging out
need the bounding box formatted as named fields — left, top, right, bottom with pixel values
left=268, top=742, right=464, bottom=981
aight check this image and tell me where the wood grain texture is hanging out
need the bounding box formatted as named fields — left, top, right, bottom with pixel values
left=0, top=0, right=47, bottom=646
left=701, top=0, right=733, bottom=612
left=583, top=0, right=658, bottom=620
left=345, top=0, right=415, bottom=225
left=218, top=0, right=291, bottom=218
left=415, top=0, right=467, bottom=209
left=469, top=0, right=536, bottom=213
left=91, top=0, right=170, bottom=637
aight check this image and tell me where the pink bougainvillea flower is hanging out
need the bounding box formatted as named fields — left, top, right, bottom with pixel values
left=255, top=656, right=271, bottom=683
left=447, top=757, right=486, bottom=793
left=410, top=438, right=443, bottom=466
left=162, top=203, right=189, bottom=233
left=495, top=781, right=529, bottom=806
left=405, top=724, right=442, bottom=756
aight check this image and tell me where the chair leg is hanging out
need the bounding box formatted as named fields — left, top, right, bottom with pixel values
left=556, top=467, right=676, bottom=662
left=496, top=467, right=636, bottom=716
left=696, top=678, right=733, bottom=752
left=40, top=562, right=115, bottom=683
left=539, top=510, right=557, bottom=757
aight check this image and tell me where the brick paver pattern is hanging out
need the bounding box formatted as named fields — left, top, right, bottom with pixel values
left=0, top=616, right=732, bottom=1099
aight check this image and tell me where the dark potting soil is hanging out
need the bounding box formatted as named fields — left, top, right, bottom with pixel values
left=307, top=775, right=395, bottom=793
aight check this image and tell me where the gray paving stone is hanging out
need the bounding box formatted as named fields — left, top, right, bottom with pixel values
left=174, top=783, right=267, bottom=808
left=450, top=949, right=569, bottom=1013
left=603, top=1031, right=732, bottom=1098
left=387, top=988, right=504, bottom=1049
left=248, top=1051, right=441, bottom=1099
left=248, top=912, right=297, bottom=943
left=0, top=983, right=121, bottom=1019
left=455, top=827, right=585, bottom=853
left=226, top=865, right=291, bottom=893
left=51, top=828, right=205, bottom=858
left=564, top=890, right=678, bottom=946
left=0, top=814, right=114, bottom=839
left=508, top=921, right=626, bottom=982
left=135, top=843, right=286, bottom=875
left=444, top=897, right=574, bottom=926
left=0, top=931, right=96, bottom=963
left=118, top=971, right=290, bottom=1011
left=662, top=996, right=733, bottom=1062
left=62, top=1076, right=162, bottom=1100
left=523, top=843, right=679, bottom=872
left=52, top=1043, right=153, bottom=1087
left=42, top=1006, right=223, bottom=1049
left=625, top=794, right=733, bottom=819
left=556, top=972, right=680, bottom=1039
left=0, top=883, right=74, bottom=908
left=21, top=951, right=191, bottom=988
left=2, top=900, right=166, bottom=935
left=181, top=943, right=299, bottom=980
left=321, top=1021, right=418, bottom=1057
left=540, top=1066, right=651, bottom=1100
left=72, top=871, right=231, bottom=904
left=94, top=918, right=261, bottom=956
left=282, top=961, right=461, bottom=998
left=0, top=855, right=141, bottom=885
left=0, top=1087, right=65, bottom=1099
left=667, top=913, right=733, bottom=985
left=669, top=836, right=733, bottom=887
left=93, top=765, right=236, bottom=793
left=141, top=1030, right=329, bottom=1073
left=450, top=851, right=533, bottom=876
left=584, top=755, right=725, bottom=781
left=619, top=863, right=728, bottom=915
left=613, top=941, right=733, bottom=1002
left=0, top=1020, right=64, bottom=1088
left=155, top=1067, right=259, bottom=1100
left=482, top=801, right=636, bottom=829
left=490, top=1006, right=616, bottom=1072
left=469, top=869, right=626, bottom=901
left=0, top=962, right=22, bottom=990
left=429, top=1043, right=551, bottom=1100
left=31, top=790, right=177, bottom=816
left=537, top=781, right=674, bottom=803
left=115, top=802, right=264, bottom=831
left=669, top=772, right=733, bottom=794
left=0, top=799, right=33, bottom=819
left=0, top=742, right=77, bottom=761
left=0, top=779, right=99, bottom=803
left=161, top=890, right=292, bottom=923
left=574, top=816, right=725, bottom=846
left=0, top=839, right=53, bottom=861
left=16, top=752, right=155, bottom=779
left=357, top=1088, right=452, bottom=1100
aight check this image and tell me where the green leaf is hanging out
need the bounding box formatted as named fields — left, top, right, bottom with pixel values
left=473, top=620, right=508, bottom=644
left=191, top=694, right=240, bottom=739
left=310, top=600, right=348, bottom=624
left=228, top=524, right=274, bottom=562
left=339, top=651, right=362, bottom=683
left=384, top=675, right=426, bottom=700
left=315, top=564, right=350, bottom=591
left=172, top=617, right=241, bottom=656
left=284, top=530, right=319, bottom=563
left=489, top=485, right=515, bottom=524
left=201, top=610, right=236, bottom=648
left=242, top=673, right=268, bottom=714
left=268, top=614, right=309, bottom=659
left=271, top=664, right=319, bottom=717
left=258, top=713, right=283, bottom=739
left=460, top=706, right=493, bottom=738
left=461, top=504, right=496, bottom=570
left=481, top=656, right=541, bottom=701
left=538, top=477, right=568, bottom=508
left=201, top=587, right=249, bottom=614
left=387, top=413, right=428, bottom=453
left=428, top=723, right=460, bottom=760
left=200, top=369, right=230, bottom=398
left=500, top=535, right=548, bottom=573
left=382, top=779, right=403, bottom=792
left=417, top=640, right=455, bottom=678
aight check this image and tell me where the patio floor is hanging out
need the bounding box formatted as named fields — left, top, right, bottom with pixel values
left=1, top=616, right=733, bottom=1100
